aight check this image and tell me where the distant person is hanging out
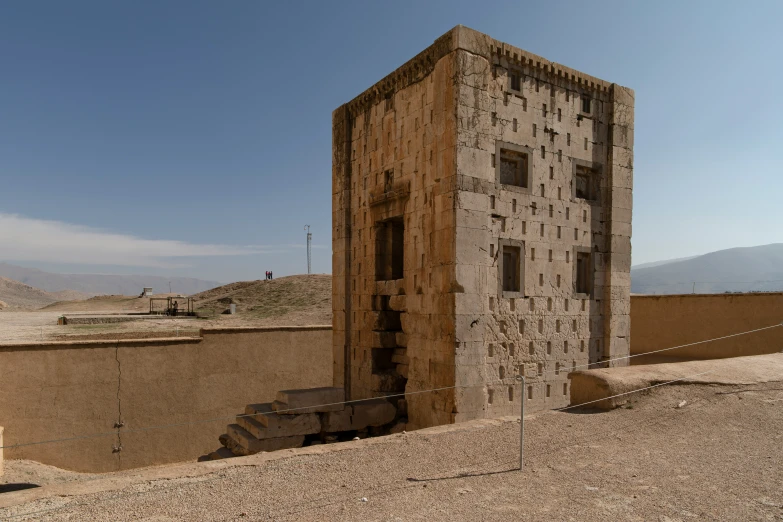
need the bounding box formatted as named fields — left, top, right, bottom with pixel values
left=171, top=300, right=178, bottom=317
left=270, top=271, right=273, bottom=280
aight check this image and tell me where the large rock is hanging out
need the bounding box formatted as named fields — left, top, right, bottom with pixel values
left=243, top=404, right=321, bottom=437
left=273, top=387, right=345, bottom=414
left=224, top=424, right=304, bottom=456
left=322, top=399, right=397, bottom=432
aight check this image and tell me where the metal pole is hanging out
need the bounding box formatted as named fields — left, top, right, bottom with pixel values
left=304, top=225, right=312, bottom=274
left=516, top=375, right=525, bottom=470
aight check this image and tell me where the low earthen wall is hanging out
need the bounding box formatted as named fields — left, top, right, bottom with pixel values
left=630, top=293, right=783, bottom=360
left=0, top=326, right=332, bottom=472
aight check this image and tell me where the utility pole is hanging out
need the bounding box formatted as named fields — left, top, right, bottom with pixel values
left=304, top=225, right=312, bottom=274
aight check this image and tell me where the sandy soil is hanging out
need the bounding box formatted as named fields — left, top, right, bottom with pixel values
left=1, top=382, right=781, bottom=521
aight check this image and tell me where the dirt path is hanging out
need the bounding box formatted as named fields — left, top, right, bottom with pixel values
left=2, top=382, right=781, bottom=521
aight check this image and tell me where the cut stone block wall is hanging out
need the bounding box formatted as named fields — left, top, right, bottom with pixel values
left=333, top=25, right=633, bottom=429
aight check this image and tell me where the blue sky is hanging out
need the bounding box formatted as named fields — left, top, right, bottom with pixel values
left=1, top=0, right=781, bottom=283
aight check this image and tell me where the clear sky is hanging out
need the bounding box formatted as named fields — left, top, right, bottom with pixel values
left=1, top=0, right=781, bottom=282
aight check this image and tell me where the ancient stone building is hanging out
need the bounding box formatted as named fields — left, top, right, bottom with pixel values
left=332, top=26, right=633, bottom=429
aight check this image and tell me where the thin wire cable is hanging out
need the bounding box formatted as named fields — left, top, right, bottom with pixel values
left=0, top=322, right=779, bottom=450
left=536, top=322, right=782, bottom=380
left=552, top=370, right=715, bottom=412
left=0, top=368, right=724, bottom=522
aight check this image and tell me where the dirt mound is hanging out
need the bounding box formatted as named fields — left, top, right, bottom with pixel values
left=0, top=277, right=89, bottom=310
left=192, top=274, right=331, bottom=324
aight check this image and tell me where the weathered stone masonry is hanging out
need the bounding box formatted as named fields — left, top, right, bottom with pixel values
left=333, top=26, right=633, bottom=430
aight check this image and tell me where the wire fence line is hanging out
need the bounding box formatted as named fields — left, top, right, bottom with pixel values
left=0, top=321, right=780, bottom=451
left=0, top=367, right=729, bottom=522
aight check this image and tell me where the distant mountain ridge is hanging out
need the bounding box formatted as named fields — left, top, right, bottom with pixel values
left=0, top=276, right=91, bottom=309
left=0, top=263, right=220, bottom=297
left=631, top=244, right=783, bottom=294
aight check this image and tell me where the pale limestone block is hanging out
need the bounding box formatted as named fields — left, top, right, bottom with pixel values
left=274, top=387, right=345, bottom=414
left=353, top=398, right=397, bottom=427
left=611, top=146, right=634, bottom=170
left=389, top=295, right=407, bottom=312
left=225, top=424, right=304, bottom=456
left=322, top=407, right=354, bottom=432
left=611, top=124, right=634, bottom=150
left=391, top=348, right=409, bottom=364
left=456, top=190, right=490, bottom=212
left=244, top=403, right=321, bottom=437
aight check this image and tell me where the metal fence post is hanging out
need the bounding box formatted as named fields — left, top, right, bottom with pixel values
left=516, top=375, right=525, bottom=470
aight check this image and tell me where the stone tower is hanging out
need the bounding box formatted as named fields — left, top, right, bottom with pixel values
left=332, top=26, right=633, bottom=429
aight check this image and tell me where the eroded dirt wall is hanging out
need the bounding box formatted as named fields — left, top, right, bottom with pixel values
left=630, top=294, right=783, bottom=359
left=0, top=326, right=332, bottom=472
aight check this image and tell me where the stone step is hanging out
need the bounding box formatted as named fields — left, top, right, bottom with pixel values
left=236, top=415, right=270, bottom=440
left=225, top=424, right=305, bottom=456
left=245, top=403, right=321, bottom=436
left=322, top=398, right=397, bottom=432
left=273, top=387, right=345, bottom=414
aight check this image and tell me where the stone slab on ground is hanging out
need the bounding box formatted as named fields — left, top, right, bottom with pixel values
left=273, top=387, right=345, bottom=414
left=224, top=424, right=304, bottom=456
left=569, top=352, right=783, bottom=409
left=245, top=403, right=321, bottom=436
left=322, top=399, right=396, bottom=432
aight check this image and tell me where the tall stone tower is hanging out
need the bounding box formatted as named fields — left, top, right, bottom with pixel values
left=332, top=26, right=633, bottom=429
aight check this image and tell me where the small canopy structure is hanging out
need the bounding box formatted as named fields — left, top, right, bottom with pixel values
left=149, top=296, right=195, bottom=316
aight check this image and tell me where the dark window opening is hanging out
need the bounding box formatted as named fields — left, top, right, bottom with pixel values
left=383, top=169, right=394, bottom=192
left=499, top=148, right=528, bottom=188
left=575, top=165, right=596, bottom=201
left=375, top=218, right=404, bottom=281
left=510, top=72, right=521, bottom=91
left=576, top=252, right=592, bottom=295
left=502, top=245, right=522, bottom=292
left=581, top=96, right=591, bottom=114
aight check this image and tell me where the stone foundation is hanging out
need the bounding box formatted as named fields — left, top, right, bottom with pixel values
left=207, top=387, right=400, bottom=459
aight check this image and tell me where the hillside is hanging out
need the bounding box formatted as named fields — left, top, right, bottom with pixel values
left=631, top=243, right=783, bottom=294
left=0, top=277, right=89, bottom=310
left=0, top=263, right=220, bottom=296
left=192, top=274, right=332, bottom=324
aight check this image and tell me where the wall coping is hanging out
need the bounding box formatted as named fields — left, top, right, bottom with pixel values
left=0, top=337, right=203, bottom=350
left=632, top=292, right=783, bottom=299
left=341, top=25, right=621, bottom=116
left=200, top=325, right=333, bottom=334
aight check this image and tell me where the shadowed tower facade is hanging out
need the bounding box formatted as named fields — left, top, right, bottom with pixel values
left=333, top=26, right=634, bottom=429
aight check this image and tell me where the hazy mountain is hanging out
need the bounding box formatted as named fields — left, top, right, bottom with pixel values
left=632, top=255, right=699, bottom=270
left=0, top=277, right=90, bottom=309
left=0, top=263, right=220, bottom=297
left=631, top=244, right=783, bottom=294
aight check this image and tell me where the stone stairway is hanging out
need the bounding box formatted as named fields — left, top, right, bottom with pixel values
left=204, top=387, right=400, bottom=460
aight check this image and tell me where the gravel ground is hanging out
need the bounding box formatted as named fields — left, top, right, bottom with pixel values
left=2, top=382, right=781, bottom=521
